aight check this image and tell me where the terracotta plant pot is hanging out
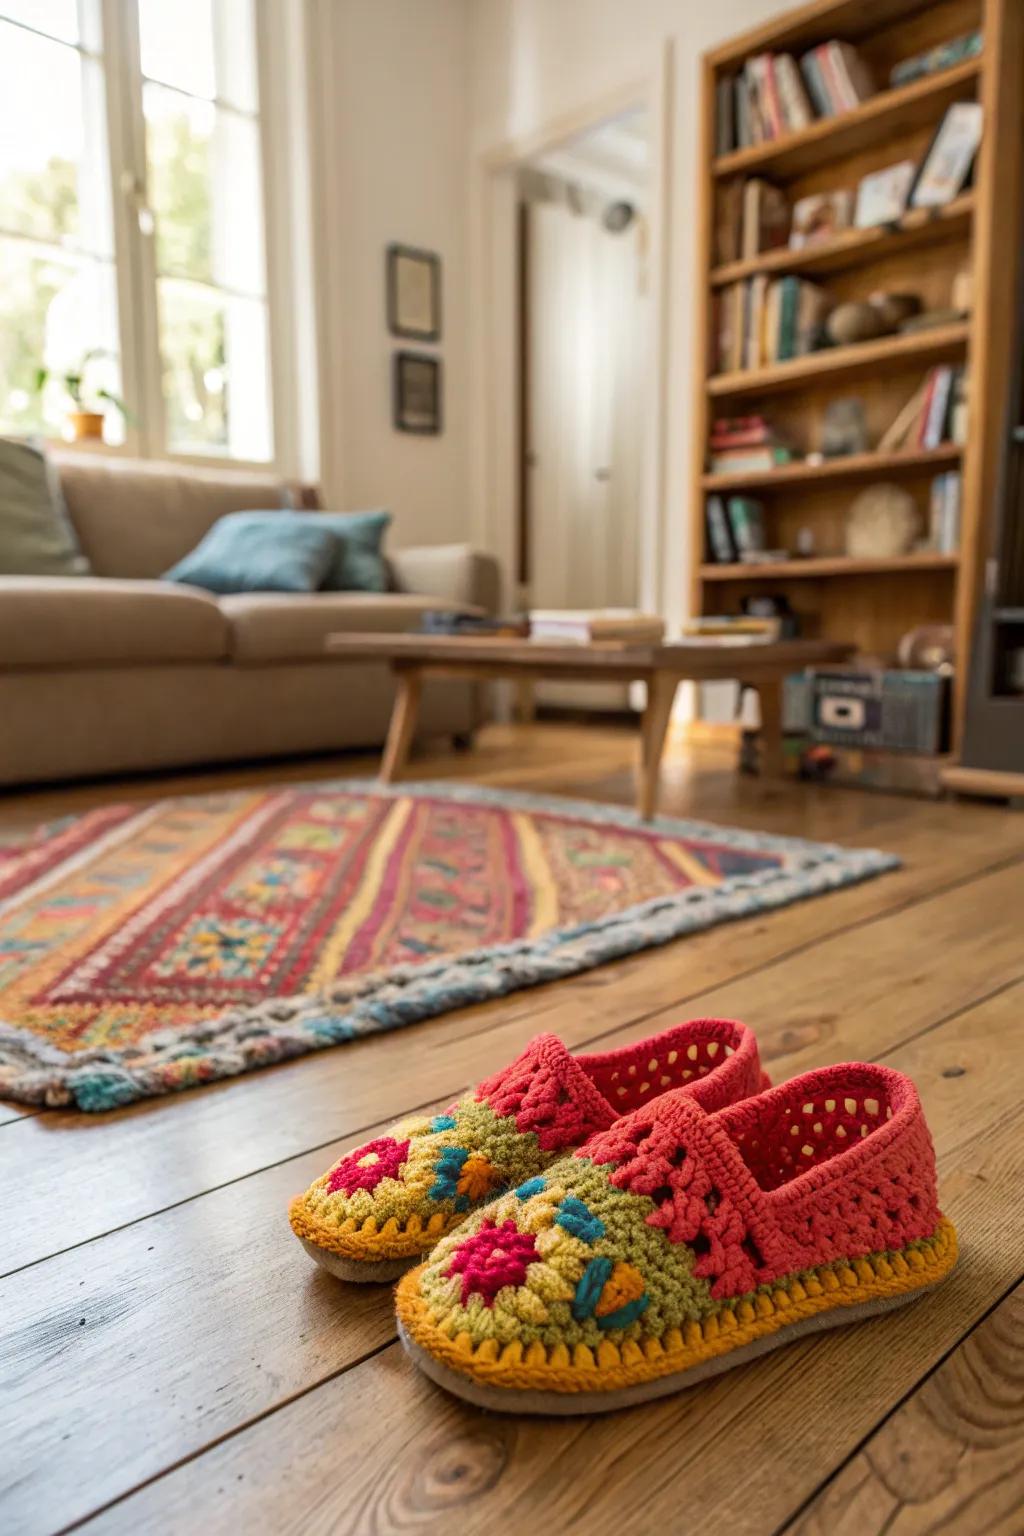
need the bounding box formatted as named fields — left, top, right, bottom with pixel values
left=66, top=411, right=105, bottom=442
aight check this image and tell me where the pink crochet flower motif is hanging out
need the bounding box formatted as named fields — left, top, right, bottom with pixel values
left=445, top=1219, right=540, bottom=1305
left=326, top=1136, right=410, bottom=1195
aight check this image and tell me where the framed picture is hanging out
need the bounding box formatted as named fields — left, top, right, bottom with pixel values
left=393, top=351, right=442, bottom=435
left=910, top=102, right=983, bottom=209
left=853, top=160, right=916, bottom=228
left=386, top=244, right=441, bottom=341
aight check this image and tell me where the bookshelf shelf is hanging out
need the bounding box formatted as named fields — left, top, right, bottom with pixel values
left=701, top=444, right=963, bottom=492
left=710, top=195, right=974, bottom=288
left=700, top=553, right=960, bottom=581
left=707, top=322, right=969, bottom=399
left=712, top=58, right=982, bottom=181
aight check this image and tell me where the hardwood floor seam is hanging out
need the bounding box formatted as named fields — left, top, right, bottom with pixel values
left=770, top=1272, right=1024, bottom=1536
left=56, top=1336, right=399, bottom=1536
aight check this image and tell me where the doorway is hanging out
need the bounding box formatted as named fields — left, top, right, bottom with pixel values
left=517, top=108, right=652, bottom=711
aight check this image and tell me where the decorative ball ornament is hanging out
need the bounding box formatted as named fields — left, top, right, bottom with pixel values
left=845, top=482, right=920, bottom=559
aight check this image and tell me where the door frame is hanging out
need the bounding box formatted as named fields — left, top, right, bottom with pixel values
left=466, top=44, right=675, bottom=622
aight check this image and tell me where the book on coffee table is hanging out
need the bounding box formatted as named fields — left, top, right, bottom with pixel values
left=529, top=609, right=665, bottom=644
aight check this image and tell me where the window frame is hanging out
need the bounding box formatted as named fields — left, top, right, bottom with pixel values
left=0, top=0, right=291, bottom=473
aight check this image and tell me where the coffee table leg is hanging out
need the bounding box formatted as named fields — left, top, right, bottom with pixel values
left=755, top=676, right=786, bottom=778
left=638, top=672, right=677, bottom=820
left=380, top=669, right=423, bottom=783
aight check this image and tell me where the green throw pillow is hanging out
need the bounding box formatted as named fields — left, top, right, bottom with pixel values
left=163, top=512, right=338, bottom=594
left=0, top=439, right=89, bottom=576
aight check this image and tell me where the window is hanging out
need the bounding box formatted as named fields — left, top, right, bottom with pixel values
left=0, top=0, right=274, bottom=463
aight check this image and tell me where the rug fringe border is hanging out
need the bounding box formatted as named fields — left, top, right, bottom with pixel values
left=0, top=780, right=899, bottom=1112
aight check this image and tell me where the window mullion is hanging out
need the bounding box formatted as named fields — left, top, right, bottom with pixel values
left=101, top=0, right=163, bottom=459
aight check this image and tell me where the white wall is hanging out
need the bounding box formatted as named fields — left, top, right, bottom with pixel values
left=306, top=0, right=471, bottom=547
left=466, top=0, right=784, bottom=626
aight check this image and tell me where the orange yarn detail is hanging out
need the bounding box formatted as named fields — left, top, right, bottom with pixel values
left=594, top=1262, right=646, bottom=1317
left=456, top=1154, right=500, bottom=1201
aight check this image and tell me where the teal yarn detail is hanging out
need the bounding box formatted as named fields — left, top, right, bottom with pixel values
left=555, top=1196, right=605, bottom=1244
left=572, top=1256, right=614, bottom=1320
left=596, top=1294, right=650, bottom=1331
left=515, top=1176, right=546, bottom=1199
left=429, top=1145, right=471, bottom=1209
left=430, top=1114, right=457, bottom=1132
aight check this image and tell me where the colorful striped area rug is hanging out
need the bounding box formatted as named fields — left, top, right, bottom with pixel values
left=0, top=782, right=897, bottom=1112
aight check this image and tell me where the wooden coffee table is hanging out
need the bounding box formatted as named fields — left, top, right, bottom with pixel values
left=325, top=633, right=854, bottom=819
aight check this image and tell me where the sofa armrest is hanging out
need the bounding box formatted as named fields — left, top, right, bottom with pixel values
left=388, top=544, right=500, bottom=615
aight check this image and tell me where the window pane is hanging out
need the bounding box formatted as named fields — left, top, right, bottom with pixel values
left=0, top=238, right=122, bottom=442
left=0, top=0, right=78, bottom=44
left=158, top=279, right=271, bottom=460
left=0, top=24, right=113, bottom=256
left=138, top=0, right=257, bottom=112
left=145, top=84, right=264, bottom=295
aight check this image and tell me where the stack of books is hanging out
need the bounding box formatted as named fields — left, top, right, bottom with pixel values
left=682, top=615, right=783, bottom=643
left=708, top=415, right=791, bottom=474
left=800, top=40, right=875, bottom=118
left=704, top=495, right=784, bottom=564
left=715, top=39, right=873, bottom=153
left=929, top=472, right=962, bottom=553
left=715, top=276, right=829, bottom=372
left=716, top=177, right=790, bottom=264
left=878, top=366, right=966, bottom=452
left=528, top=610, right=665, bottom=644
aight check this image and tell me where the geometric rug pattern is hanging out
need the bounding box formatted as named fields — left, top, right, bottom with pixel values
left=0, top=781, right=898, bottom=1111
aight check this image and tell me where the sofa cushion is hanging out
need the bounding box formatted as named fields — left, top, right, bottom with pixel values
left=0, top=576, right=229, bottom=667
left=0, top=440, right=89, bottom=577
left=164, top=513, right=338, bottom=594
left=52, top=454, right=301, bottom=578
left=221, top=592, right=471, bottom=663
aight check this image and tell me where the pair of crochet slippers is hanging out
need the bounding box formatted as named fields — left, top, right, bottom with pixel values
left=289, top=1020, right=957, bottom=1415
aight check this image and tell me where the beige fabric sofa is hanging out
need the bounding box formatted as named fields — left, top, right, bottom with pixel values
left=0, top=453, right=499, bottom=787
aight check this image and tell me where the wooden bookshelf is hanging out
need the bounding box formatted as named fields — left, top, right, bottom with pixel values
left=708, top=321, right=969, bottom=398
left=700, top=552, right=959, bottom=581
left=712, top=57, right=981, bottom=180
left=710, top=194, right=974, bottom=287
left=701, top=444, right=962, bottom=492
left=690, top=0, right=1024, bottom=746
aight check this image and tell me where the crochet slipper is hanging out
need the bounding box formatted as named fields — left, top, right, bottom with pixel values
left=396, top=1062, right=957, bottom=1412
left=289, top=1018, right=766, bottom=1281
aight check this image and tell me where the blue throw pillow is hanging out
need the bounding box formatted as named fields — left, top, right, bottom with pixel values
left=163, top=512, right=338, bottom=594
left=298, top=509, right=392, bottom=591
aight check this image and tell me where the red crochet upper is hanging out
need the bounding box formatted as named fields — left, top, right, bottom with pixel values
left=579, top=1062, right=940, bottom=1298
left=473, top=1019, right=766, bottom=1154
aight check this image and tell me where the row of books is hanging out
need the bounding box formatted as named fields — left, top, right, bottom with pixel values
left=715, top=178, right=789, bottom=265
left=715, top=275, right=828, bottom=374
left=716, top=39, right=873, bottom=154
left=928, top=472, right=961, bottom=554
left=705, top=495, right=771, bottom=564
left=708, top=414, right=791, bottom=475
left=878, top=367, right=968, bottom=453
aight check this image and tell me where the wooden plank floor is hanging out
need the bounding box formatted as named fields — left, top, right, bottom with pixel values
left=2, top=723, right=1022, bottom=1536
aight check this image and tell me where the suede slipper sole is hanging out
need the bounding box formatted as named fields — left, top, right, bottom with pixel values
left=297, top=1236, right=414, bottom=1283
left=396, top=1217, right=957, bottom=1415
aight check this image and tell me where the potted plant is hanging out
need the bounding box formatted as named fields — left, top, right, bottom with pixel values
left=34, top=349, right=130, bottom=442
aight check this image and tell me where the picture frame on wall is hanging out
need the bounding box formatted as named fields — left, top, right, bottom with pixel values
left=393, top=351, right=442, bottom=435
left=386, top=244, right=441, bottom=341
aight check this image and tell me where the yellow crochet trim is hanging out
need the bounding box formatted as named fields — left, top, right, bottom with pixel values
left=396, top=1217, right=957, bottom=1392
left=288, top=1196, right=463, bottom=1261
